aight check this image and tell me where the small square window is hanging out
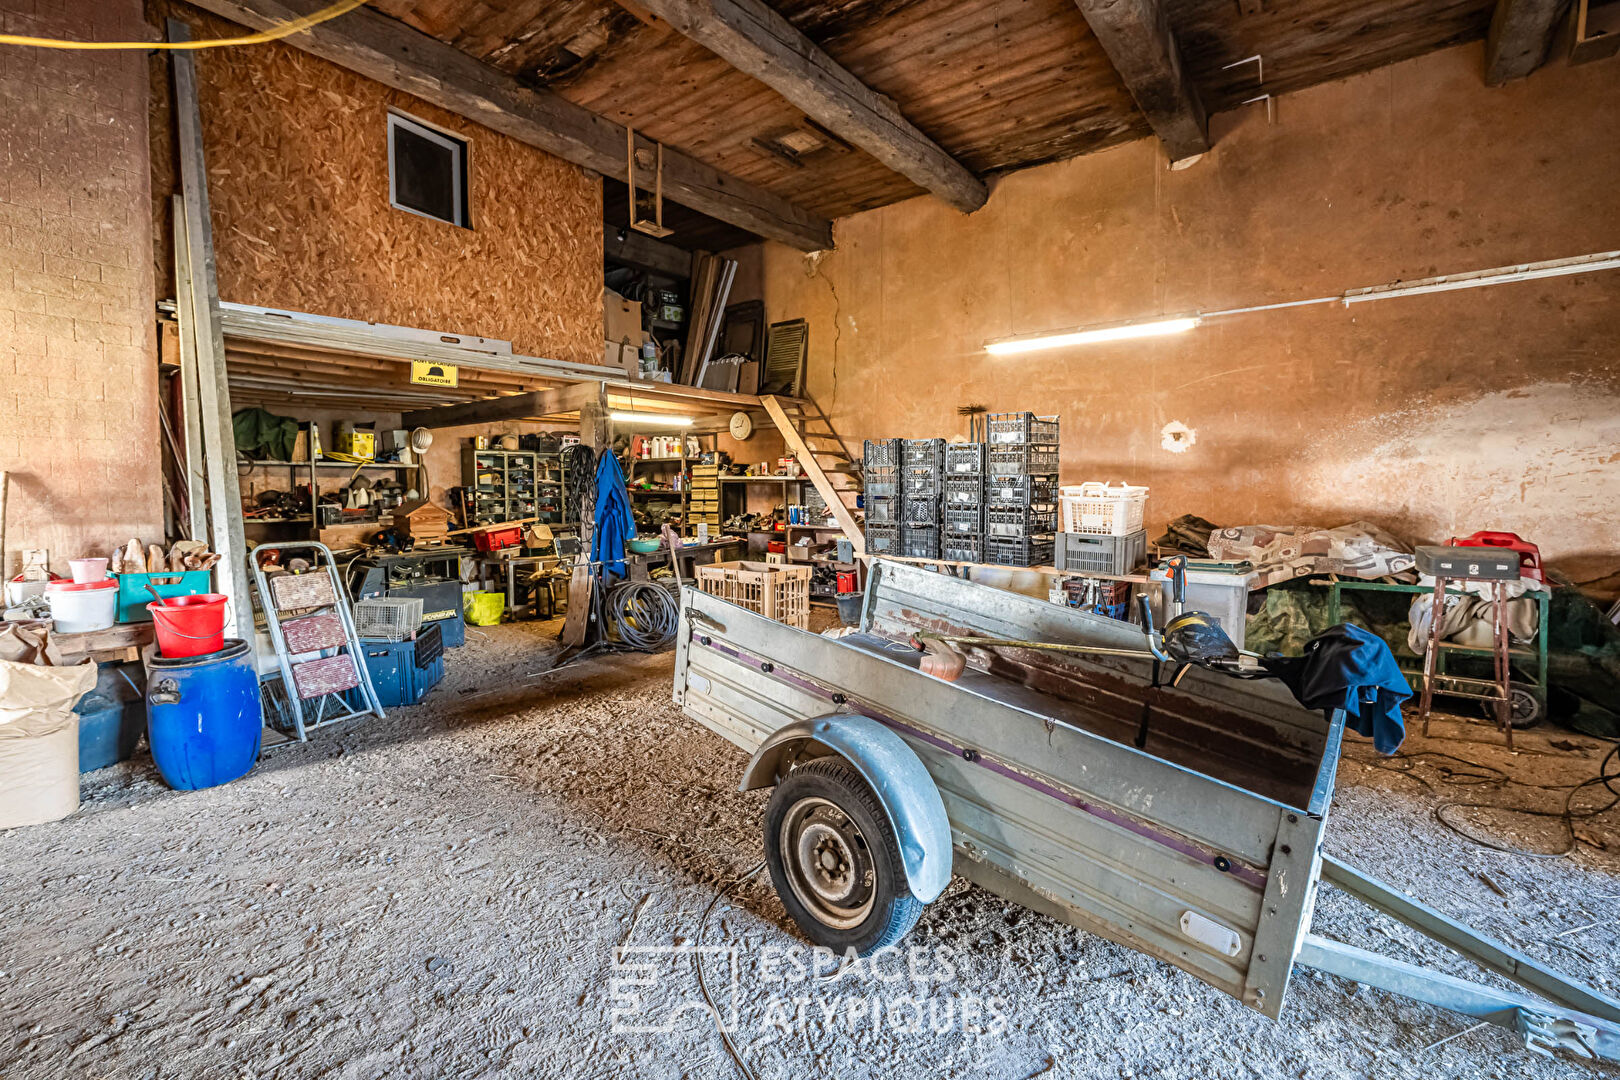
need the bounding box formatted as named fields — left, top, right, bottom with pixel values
left=388, top=113, right=470, bottom=228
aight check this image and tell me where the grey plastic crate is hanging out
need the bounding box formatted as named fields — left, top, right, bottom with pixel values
left=985, top=535, right=1054, bottom=568
left=865, top=494, right=901, bottom=525
left=987, top=412, right=1059, bottom=445
left=864, top=438, right=901, bottom=468
left=900, top=524, right=941, bottom=560
left=864, top=523, right=900, bottom=554
left=901, top=438, right=945, bottom=468
left=863, top=462, right=900, bottom=498
left=942, top=536, right=984, bottom=563
left=988, top=444, right=1060, bottom=476
left=944, top=442, right=987, bottom=475
left=943, top=505, right=983, bottom=534
left=1055, top=530, right=1148, bottom=576
left=944, top=475, right=985, bottom=505
left=904, top=497, right=940, bottom=526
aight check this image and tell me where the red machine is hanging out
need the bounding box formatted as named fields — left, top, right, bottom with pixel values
left=1449, top=530, right=1544, bottom=584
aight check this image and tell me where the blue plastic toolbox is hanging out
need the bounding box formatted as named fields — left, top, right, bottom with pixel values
left=344, top=623, right=445, bottom=708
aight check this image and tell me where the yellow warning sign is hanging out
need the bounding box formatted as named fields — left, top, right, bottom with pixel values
left=411, top=361, right=458, bottom=387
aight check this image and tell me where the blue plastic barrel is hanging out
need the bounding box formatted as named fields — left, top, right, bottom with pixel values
left=143, top=638, right=263, bottom=790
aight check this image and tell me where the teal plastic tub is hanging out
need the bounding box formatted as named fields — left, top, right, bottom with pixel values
left=114, top=570, right=213, bottom=623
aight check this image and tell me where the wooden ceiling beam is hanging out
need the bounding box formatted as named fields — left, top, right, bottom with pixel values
left=182, top=0, right=833, bottom=251
left=627, top=0, right=987, bottom=214
left=1073, top=0, right=1209, bottom=161
left=1484, top=0, right=1568, bottom=85
left=402, top=382, right=609, bottom=429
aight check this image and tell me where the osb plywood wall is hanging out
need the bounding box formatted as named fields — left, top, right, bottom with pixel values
left=146, top=1, right=602, bottom=366
left=753, top=44, right=1620, bottom=596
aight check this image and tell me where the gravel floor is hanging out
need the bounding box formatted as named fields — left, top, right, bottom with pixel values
left=2, top=619, right=1617, bottom=1080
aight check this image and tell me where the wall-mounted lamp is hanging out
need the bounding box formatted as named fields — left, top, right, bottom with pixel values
left=985, top=316, right=1200, bottom=356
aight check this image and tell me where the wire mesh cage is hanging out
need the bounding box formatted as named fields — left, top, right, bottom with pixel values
left=353, top=596, right=424, bottom=642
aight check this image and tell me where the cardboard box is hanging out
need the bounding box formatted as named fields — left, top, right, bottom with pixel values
left=604, top=341, right=639, bottom=377
left=604, top=290, right=646, bottom=348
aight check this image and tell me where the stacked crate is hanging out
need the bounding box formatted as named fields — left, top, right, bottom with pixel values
left=689, top=463, right=721, bottom=530
left=984, top=413, right=1059, bottom=567
left=861, top=439, right=902, bottom=555
left=1056, top=482, right=1149, bottom=575
left=900, top=438, right=944, bottom=559
left=942, top=442, right=986, bottom=563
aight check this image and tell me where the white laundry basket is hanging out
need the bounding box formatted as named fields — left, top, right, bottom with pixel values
left=1060, top=482, right=1148, bottom=536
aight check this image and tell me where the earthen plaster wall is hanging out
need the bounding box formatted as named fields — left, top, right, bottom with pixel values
left=752, top=44, right=1620, bottom=593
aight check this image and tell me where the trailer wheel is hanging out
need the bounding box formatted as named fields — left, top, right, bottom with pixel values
left=764, top=758, right=923, bottom=955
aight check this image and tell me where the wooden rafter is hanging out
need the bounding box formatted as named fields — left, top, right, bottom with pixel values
left=183, top=0, right=834, bottom=250
left=629, top=0, right=987, bottom=214
left=1074, top=0, right=1209, bottom=161
left=1484, top=0, right=1569, bottom=85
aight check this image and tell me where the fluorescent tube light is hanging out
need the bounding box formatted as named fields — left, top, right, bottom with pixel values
left=610, top=411, right=694, bottom=426
left=985, top=316, right=1200, bottom=355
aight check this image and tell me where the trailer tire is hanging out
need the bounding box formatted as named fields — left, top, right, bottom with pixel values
left=764, top=757, right=923, bottom=956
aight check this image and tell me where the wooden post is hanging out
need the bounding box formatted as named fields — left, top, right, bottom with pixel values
left=170, top=196, right=208, bottom=544
left=169, top=20, right=252, bottom=641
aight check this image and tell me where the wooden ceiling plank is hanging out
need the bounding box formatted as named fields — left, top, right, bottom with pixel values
left=1484, top=0, right=1566, bottom=84
left=182, top=0, right=833, bottom=251
left=403, top=382, right=608, bottom=428
left=1073, top=0, right=1210, bottom=161
left=629, top=0, right=988, bottom=213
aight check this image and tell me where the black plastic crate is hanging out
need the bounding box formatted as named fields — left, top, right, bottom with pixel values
left=900, top=438, right=945, bottom=469
left=985, top=535, right=1055, bottom=568
left=943, top=505, right=983, bottom=534
left=988, top=444, right=1060, bottom=476
left=900, top=529, right=941, bottom=560
left=904, top=497, right=940, bottom=526
left=942, top=536, right=984, bottom=563
left=863, top=438, right=901, bottom=469
left=944, top=442, right=986, bottom=475
left=863, top=462, right=900, bottom=499
left=987, top=412, right=1059, bottom=445
left=984, top=475, right=1057, bottom=504
left=865, top=494, right=901, bottom=525
left=986, top=504, right=1057, bottom=538
left=944, top=475, right=985, bottom=505
left=901, top=473, right=943, bottom=499
left=864, top=523, right=900, bottom=554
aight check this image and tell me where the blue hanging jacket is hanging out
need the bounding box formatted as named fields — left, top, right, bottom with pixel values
left=591, top=451, right=634, bottom=580
left=1261, top=623, right=1411, bottom=754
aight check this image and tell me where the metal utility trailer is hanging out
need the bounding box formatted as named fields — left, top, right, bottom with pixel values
left=672, top=558, right=1620, bottom=1062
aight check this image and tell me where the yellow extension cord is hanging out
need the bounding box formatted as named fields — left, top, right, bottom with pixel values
left=0, top=0, right=363, bottom=50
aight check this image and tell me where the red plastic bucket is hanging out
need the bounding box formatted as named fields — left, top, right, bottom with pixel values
left=147, top=593, right=229, bottom=658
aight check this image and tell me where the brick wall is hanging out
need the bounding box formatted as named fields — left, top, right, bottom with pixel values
left=0, top=0, right=161, bottom=575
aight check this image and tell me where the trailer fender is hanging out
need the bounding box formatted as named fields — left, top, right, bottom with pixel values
left=740, top=714, right=952, bottom=904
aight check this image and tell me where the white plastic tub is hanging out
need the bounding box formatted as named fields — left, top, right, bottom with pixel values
left=45, top=579, right=118, bottom=633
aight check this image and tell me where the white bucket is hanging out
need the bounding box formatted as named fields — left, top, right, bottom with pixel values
left=69, top=558, right=108, bottom=584
left=45, top=580, right=119, bottom=633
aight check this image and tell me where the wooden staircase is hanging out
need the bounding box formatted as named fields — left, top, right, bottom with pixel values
left=759, top=395, right=864, bottom=555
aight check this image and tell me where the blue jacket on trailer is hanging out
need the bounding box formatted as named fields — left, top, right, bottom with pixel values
left=1262, top=623, right=1411, bottom=754
left=591, top=451, right=634, bottom=580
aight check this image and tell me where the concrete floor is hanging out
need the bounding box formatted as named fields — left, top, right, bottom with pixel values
left=1, top=620, right=1617, bottom=1079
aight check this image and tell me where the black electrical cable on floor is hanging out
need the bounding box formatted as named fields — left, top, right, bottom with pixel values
left=1347, top=741, right=1620, bottom=859
left=604, top=579, right=680, bottom=651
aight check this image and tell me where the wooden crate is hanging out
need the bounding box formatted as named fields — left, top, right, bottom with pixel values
left=696, top=560, right=811, bottom=629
